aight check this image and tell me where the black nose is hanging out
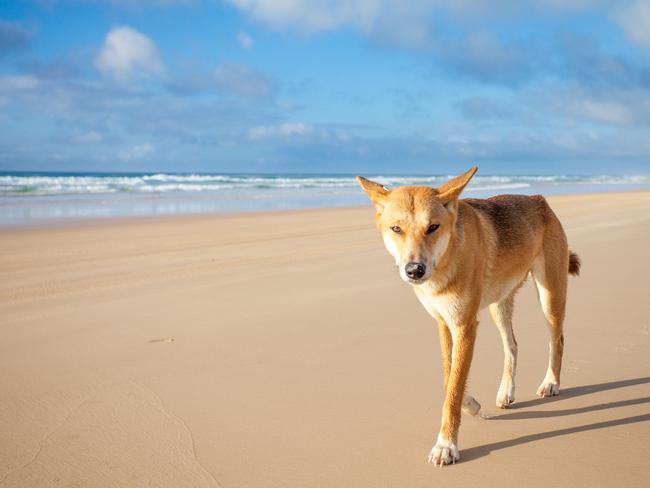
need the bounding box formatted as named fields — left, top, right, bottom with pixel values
left=405, top=262, right=426, bottom=280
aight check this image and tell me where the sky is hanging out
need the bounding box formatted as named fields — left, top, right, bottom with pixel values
left=1, top=1, right=650, bottom=175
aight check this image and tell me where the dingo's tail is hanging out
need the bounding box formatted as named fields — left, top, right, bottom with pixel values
left=569, top=251, right=581, bottom=277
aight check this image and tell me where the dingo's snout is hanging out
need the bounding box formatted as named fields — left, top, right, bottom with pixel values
left=405, top=262, right=426, bottom=280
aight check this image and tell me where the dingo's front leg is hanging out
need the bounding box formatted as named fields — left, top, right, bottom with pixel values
left=438, top=319, right=481, bottom=417
left=429, top=318, right=477, bottom=466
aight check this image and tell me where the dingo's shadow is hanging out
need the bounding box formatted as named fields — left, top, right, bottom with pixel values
left=489, top=376, right=650, bottom=420
left=461, top=377, right=650, bottom=463
left=462, top=413, right=650, bottom=462
left=509, top=376, right=650, bottom=410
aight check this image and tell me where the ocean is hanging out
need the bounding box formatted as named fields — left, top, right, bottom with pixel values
left=1, top=172, right=649, bottom=226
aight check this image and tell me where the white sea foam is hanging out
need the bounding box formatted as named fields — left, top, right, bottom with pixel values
left=1, top=173, right=649, bottom=196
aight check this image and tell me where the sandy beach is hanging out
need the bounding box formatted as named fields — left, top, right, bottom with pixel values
left=1, top=190, right=649, bottom=487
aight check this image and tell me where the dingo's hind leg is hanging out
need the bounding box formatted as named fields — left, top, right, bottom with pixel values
left=531, top=242, right=568, bottom=398
left=489, top=292, right=518, bottom=408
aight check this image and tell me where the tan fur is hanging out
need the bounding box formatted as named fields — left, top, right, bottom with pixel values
left=357, top=167, right=580, bottom=466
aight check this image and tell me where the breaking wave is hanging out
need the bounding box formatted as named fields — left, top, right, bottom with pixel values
left=1, top=173, right=649, bottom=197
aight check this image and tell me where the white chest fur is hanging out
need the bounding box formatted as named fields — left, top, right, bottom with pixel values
left=414, top=272, right=527, bottom=328
left=413, top=282, right=464, bottom=329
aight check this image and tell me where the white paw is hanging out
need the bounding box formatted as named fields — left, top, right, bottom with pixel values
left=537, top=380, right=560, bottom=397
left=428, top=434, right=460, bottom=466
left=496, top=381, right=515, bottom=408
left=462, top=394, right=481, bottom=416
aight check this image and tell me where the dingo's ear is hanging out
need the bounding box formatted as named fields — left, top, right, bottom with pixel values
left=437, top=166, right=477, bottom=210
left=356, top=176, right=390, bottom=213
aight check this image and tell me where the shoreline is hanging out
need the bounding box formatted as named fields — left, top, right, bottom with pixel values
left=2, top=187, right=650, bottom=231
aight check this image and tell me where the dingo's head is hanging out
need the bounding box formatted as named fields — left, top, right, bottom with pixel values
left=357, top=167, right=477, bottom=285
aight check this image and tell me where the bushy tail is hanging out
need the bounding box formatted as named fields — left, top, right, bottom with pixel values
left=569, top=251, right=581, bottom=277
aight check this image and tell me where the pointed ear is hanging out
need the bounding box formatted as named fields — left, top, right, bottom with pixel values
left=437, top=166, right=477, bottom=209
left=356, top=176, right=390, bottom=213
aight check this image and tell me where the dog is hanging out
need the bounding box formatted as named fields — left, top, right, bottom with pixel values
left=357, top=167, right=580, bottom=466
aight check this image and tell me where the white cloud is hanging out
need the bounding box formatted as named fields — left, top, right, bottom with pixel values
left=238, top=30, right=254, bottom=48
left=225, top=1, right=628, bottom=48
left=118, top=142, right=153, bottom=160
left=227, top=0, right=433, bottom=33
left=559, top=87, right=650, bottom=126
left=537, top=0, right=606, bottom=10
left=222, top=1, right=551, bottom=48
left=225, top=0, right=438, bottom=44
left=95, top=26, right=164, bottom=82
left=214, top=62, right=273, bottom=98
left=106, top=0, right=196, bottom=5
left=221, top=1, right=527, bottom=35
left=0, top=74, right=40, bottom=91
left=249, top=122, right=314, bottom=140
left=573, top=99, right=634, bottom=125
left=615, top=0, right=650, bottom=48
left=71, top=131, right=104, bottom=144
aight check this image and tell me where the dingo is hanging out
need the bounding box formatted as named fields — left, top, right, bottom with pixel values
left=357, top=167, right=580, bottom=466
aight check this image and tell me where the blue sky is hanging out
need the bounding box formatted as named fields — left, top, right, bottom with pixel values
left=1, top=1, right=650, bottom=174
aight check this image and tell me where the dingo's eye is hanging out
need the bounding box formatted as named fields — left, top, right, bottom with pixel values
left=426, top=224, right=439, bottom=235
left=390, top=225, right=402, bottom=233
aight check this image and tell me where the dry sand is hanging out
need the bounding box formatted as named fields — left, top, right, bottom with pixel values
left=1, top=191, right=649, bottom=487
